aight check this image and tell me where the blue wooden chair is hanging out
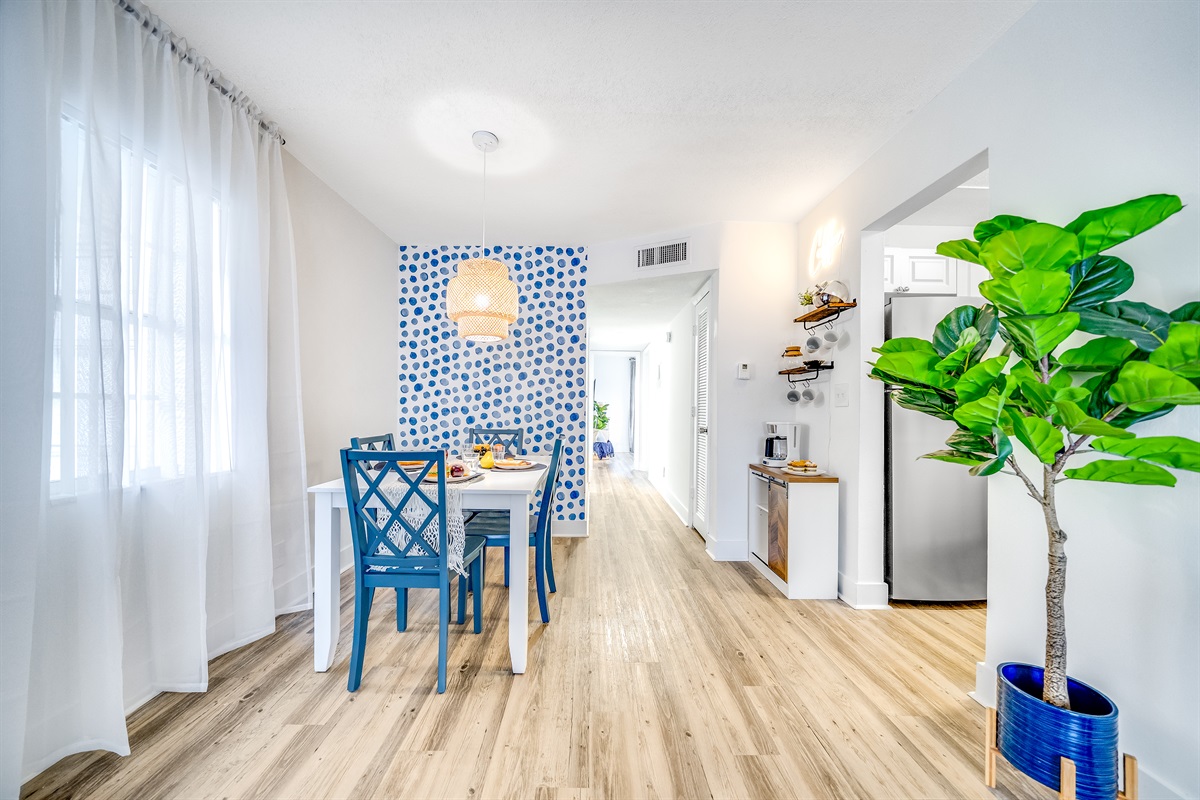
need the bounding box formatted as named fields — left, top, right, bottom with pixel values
left=464, top=435, right=563, bottom=623
left=350, top=433, right=395, bottom=451
left=340, top=448, right=486, bottom=693
left=465, top=427, right=526, bottom=580
left=468, top=427, right=524, bottom=455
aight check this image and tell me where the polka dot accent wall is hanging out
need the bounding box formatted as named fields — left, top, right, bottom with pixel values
left=397, top=245, right=588, bottom=523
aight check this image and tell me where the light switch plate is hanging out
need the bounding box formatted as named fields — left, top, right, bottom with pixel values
left=833, top=383, right=849, bottom=407
left=736, top=362, right=751, bottom=380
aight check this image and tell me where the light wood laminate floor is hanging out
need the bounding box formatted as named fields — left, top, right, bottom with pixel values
left=24, top=455, right=1040, bottom=799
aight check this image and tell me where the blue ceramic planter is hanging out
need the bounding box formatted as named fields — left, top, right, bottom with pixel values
left=997, top=662, right=1119, bottom=800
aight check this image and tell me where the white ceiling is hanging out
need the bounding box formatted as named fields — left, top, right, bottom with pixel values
left=151, top=1, right=1033, bottom=244
left=588, top=271, right=713, bottom=351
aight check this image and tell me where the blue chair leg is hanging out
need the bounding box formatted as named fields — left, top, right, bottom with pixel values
left=457, top=571, right=467, bottom=624
left=534, top=539, right=550, bottom=624
left=348, top=584, right=373, bottom=692
left=473, top=555, right=484, bottom=634
left=437, top=587, right=450, bottom=694
left=503, top=546, right=510, bottom=587
left=396, top=588, right=408, bottom=632
left=545, top=532, right=557, bottom=594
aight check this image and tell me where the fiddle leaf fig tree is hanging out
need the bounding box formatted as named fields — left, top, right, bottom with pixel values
left=869, top=194, right=1198, bottom=709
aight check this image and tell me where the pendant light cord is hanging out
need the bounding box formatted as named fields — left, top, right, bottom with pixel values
left=481, top=148, right=487, bottom=250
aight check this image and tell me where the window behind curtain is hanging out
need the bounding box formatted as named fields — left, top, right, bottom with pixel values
left=50, top=113, right=233, bottom=497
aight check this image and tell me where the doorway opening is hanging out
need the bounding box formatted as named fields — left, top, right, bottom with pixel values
left=586, top=271, right=715, bottom=541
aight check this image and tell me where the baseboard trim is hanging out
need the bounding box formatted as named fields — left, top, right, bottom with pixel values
left=648, top=477, right=690, bottom=526
left=553, top=518, right=588, bottom=538
left=837, top=574, right=890, bottom=609
left=706, top=538, right=747, bottom=561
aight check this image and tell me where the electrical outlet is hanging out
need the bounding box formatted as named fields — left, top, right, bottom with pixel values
left=834, top=383, right=849, bottom=407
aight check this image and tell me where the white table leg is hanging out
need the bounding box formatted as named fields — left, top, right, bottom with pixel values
left=313, top=492, right=341, bottom=672
left=507, top=494, right=529, bottom=674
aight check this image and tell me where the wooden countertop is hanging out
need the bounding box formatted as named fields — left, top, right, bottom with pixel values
left=749, top=463, right=839, bottom=484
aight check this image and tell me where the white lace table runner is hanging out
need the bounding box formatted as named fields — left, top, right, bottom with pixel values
left=378, top=481, right=467, bottom=576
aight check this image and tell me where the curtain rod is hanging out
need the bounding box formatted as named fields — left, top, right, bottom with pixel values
left=113, top=0, right=286, bottom=145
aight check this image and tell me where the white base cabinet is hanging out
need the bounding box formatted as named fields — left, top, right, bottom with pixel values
left=747, top=465, right=839, bottom=599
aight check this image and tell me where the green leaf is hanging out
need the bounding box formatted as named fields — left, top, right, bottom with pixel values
left=921, top=450, right=988, bottom=466
left=1000, top=313, right=1081, bottom=360
left=973, top=215, right=1038, bottom=243
left=1012, top=414, right=1064, bottom=464
left=954, top=391, right=1006, bottom=435
left=969, top=428, right=1012, bottom=476
left=980, top=269, right=1072, bottom=316
left=1063, top=256, right=1135, bottom=310
left=1148, top=322, right=1200, bottom=378
left=1084, top=368, right=1175, bottom=428
left=1076, top=301, right=1173, bottom=351
left=947, top=428, right=995, bottom=455
left=872, top=337, right=937, bottom=356
left=956, top=355, right=1009, bottom=402
left=979, top=223, right=1082, bottom=277
left=890, top=387, right=957, bottom=421
left=1059, top=337, right=1138, bottom=371
left=1170, top=301, right=1200, bottom=323
left=1054, top=386, right=1090, bottom=405
left=872, top=350, right=944, bottom=389
left=1092, top=435, right=1200, bottom=471
left=1053, top=401, right=1134, bottom=439
left=932, top=306, right=987, bottom=357
left=936, top=239, right=982, bottom=265
left=935, top=328, right=981, bottom=373
left=1064, top=459, right=1177, bottom=486
left=1065, top=194, right=1184, bottom=258
left=1108, top=361, right=1200, bottom=411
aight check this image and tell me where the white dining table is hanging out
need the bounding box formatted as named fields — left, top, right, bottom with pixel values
left=307, top=459, right=549, bottom=675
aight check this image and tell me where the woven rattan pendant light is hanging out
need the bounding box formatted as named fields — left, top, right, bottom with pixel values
left=446, top=131, right=519, bottom=343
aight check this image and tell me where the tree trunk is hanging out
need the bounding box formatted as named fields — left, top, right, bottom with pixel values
left=1042, top=468, right=1071, bottom=709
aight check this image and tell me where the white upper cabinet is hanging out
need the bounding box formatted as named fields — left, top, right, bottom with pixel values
left=884, top=247, right=987, bottom=297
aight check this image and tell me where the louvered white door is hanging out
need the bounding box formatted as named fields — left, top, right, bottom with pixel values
left=692, top=292, right=711, bottom=537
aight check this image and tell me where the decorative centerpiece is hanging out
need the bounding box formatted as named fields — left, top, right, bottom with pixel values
left=868, top=194, right=1197, bottom=800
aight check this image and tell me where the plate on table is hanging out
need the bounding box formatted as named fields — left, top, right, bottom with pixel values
left=492, top=459, right=538, bottom=471
left=422, top=469, right=481, bottom=484
left=783, top=466, right=826, bottom=477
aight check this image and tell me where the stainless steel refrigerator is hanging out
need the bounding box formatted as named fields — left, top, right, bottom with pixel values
left=885, top=295, right=987, bottom=602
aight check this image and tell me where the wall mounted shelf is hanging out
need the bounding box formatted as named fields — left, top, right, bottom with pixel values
left=779, top=362, right=835, bottom=384
left=794, top=300, right=857, bottom=330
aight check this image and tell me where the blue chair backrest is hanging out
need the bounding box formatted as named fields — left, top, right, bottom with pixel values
left=350, top=433, right=395, bottom=451
left=340, top=448, right=448, bottom=574
left=535, top=436, right=565, bottom=535
left=469, top=427, right=524, bottom=453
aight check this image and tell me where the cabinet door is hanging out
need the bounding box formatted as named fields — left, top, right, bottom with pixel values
left=767, top=481, right=788, bottom=581
left=907, top=253, right=958, bottom=294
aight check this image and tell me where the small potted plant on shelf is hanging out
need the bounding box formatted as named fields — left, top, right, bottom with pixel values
left=867, top=193, right=1197, bottom=800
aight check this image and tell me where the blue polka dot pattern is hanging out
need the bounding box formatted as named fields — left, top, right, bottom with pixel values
left=397, top=245, right=588, bottom=523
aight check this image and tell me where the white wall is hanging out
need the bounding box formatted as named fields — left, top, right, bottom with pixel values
left=591, top=351, right=637, bottom=454
left=793, top=3, right=1199, bottom=796
left=708, top=223, right=799, bottom=560
left=284, top=151, right=400, bottom=570
left=883, top=224, right=972, bottom=249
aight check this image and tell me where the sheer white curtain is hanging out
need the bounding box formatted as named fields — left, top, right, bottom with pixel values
left=0, top=1, right=310, bottom=793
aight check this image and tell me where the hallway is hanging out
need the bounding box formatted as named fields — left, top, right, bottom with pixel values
left=24, top=456, right=1018, bottom=799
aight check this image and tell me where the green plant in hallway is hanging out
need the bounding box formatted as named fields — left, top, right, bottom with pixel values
left=593, top=401, right=610, bottom=431
left=868, top=193, right=1197, bottom=798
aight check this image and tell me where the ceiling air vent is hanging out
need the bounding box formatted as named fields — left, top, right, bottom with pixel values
left=636, top=239, right=689, bottom=269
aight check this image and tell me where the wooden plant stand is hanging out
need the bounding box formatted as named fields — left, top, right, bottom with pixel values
left=985, top=707, right=1138, bottom=800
